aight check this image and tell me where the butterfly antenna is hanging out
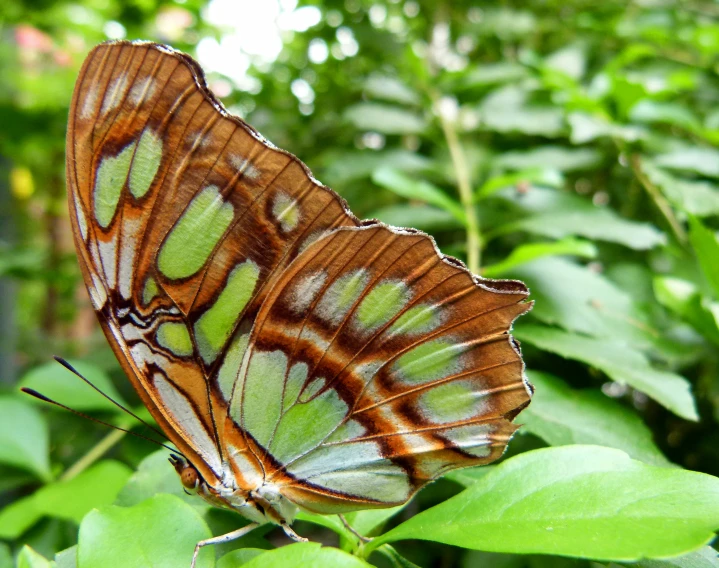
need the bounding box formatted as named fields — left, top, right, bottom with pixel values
left=53, top=356, right=170, bottom=443
left=21, top=387, right=180, bottom=454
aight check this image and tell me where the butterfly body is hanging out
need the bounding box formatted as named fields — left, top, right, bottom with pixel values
left=66, top=40, right=532, bottom=553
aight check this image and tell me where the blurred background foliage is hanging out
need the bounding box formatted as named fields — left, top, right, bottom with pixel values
left=1, top=0, right=719, bottom=566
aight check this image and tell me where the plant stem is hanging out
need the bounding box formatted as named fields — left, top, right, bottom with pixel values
left=630, top=154, right=687, bottom=244
left=60, top=427, right=126, bottom=481
left=431, top=91, right=482, bottom=273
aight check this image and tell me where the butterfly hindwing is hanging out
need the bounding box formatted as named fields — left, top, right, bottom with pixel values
left=67, top=41, right=359, bottom=484
left=223, top=225, right=532, bottom=513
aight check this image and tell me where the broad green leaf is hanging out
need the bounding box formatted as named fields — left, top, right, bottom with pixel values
left=343, top=506, right=406, bottom=536
left=494, top=146, right=602, bottom=172
left=16, top=546, right=51, bottom=568
left=19, top=359, right=129, bottom=413
left=479, top=86, right=565, bottom=137
left=568, top=112, right=646, bottom=143
left=373, top=544, right=422, bottom=568
left=632, top=546, right=719, bottom=567
left=522, top=371, right=671, bottom=466
left=78, top=494, right=214, bottom=568
left=344, top=103, right=426, bottom=134
left=115, top=449, right=206, bottom=512
left=482, top=238, right=597, bottom=278
left=476, top=168, right=564, bottom=200
left=368, top=446, right=719, bottom=561
left=545, top=43, right=586, bottom=80
left=54, top=546, right=77, bottom=568
left=641, top=161, right=719, bottom=217
left=452, top=62, right=528, bottom=89
left=241, top=543, right=372, bottom=568
left=372, top=168, right=466, bottom=223
left=493, top=187, right=665, bottom=250
left=0, top=460, right=131, bottom=539
left=514, top=325, right=698, bottom=421
left=364, top=75, right=420, bottom=105
left=688, top=216, right=719, bottom=299
left=320, top=149, right=431, bottom=185
left=0, top=397, right=51, bottom=481
left=654, top=277, right=719, bottom=345
left=369, top=204, right=460, bottom=232
left=630, top=100, right=701, bottom=131
left=0, top=543, right=10, bottom=568
left=217, top=549, right=265, bottom=568
left=510, top=258, right=661, bottom=350
left=655, top=145, right=719, bottom=178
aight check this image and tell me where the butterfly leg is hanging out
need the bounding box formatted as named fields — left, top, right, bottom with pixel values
left=190, top=522, right=260, bottom=568
left=281, top=522, right=308, bottom=542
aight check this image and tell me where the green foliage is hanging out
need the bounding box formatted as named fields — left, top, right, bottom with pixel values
left=2, top=0, right=719, bottom=567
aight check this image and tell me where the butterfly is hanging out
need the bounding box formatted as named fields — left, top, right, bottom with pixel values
left=66, top=40, right=533, bottom=565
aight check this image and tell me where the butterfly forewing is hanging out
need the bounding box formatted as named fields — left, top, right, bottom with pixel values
left=67, top=41, right=359, bottom=485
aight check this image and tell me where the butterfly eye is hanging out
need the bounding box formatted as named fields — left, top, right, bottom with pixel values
left=180, top=465, right=200, bottom=490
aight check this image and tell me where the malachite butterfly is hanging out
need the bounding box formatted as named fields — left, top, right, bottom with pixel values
left=66, top=40, right=533, bottom=565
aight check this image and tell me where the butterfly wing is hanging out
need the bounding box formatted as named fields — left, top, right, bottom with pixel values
left=221, top=225, right=532, bottom=513
left=66, top=41, right=359, bottom=485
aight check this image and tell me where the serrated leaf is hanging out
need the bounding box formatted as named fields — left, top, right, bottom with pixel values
left=78, top=494, right=213, bottom=568
left=372, top=168, right=466, bottom=223
left=482, top=238, right=596, bottom=278
left=19, top=359, right=128, bottom=413
left=370, top=446, right=719, bottom=561
left=344, top=103, right=426, bottom=134
left=0, top=397, right=51, bottom=482
left=241, top=543, right=372, bottom=568
left=522, top=371, right=671, bottom=466
left=655, top=145, right=719, bottom=178
left=514, top=325, right=698, bottom=421
left=0, top=460, right=131, bottom=539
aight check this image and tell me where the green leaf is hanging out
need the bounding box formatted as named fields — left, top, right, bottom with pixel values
left=115, top=449, right=206, bottom=512
left=0, top=396, right=51, bottom=482
left=0, top=543, right=10, bottom=568
left=241, top=543, right=372, bottom=568
left=479, top=86, right=565, bottom=137
left=369, top=204, right=460, bottom=232
left=78, top=494, right=214, bottom=568
left=476, top=168, right=564, bottom=200
left=369, top=446, right=719, bottom=561
left=568, top=112, right=646, bottom=143
left=373, top=544, right=422, bottom=568
left=19, top=359, right=129, bottom=413
left=510, top=258, right=660, bottom=349
left=0, top=460, right=132, bottom=539
left=482, top=238, right=597, bottom=278
left=54, top=546, right=77, bottom=568
left=494, top=187, right=665, bottom=250
left=641, top=161, right=719, bottom=217
left=632, top=546, right=719, bottom=567
left=514, top=325, right=699, bottom=421
left=344, top=103, right=426, bottom=134
left=630, top=100, right=701, bottom=131
left=364, top=75, right=420, bottom=105
left=654, top=277, right=719, bottom=345
left=451, top=62, right=528, bottom=89
left=688, top=216, right=719, bottom=299
left=217, top=549, right=266, bottom=567
left=319, top=149, right=431, bottom=185
left=343, top=506, right=405, bottom=536
left=655, top=145, right=719, bottom=178
left=522, top=371, right=671, bottom=466
left=372, top=168, right=466, bottom=223
left=16, top=546, right=51, bottom=568
left=495, top=146, right=602, bottom=172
